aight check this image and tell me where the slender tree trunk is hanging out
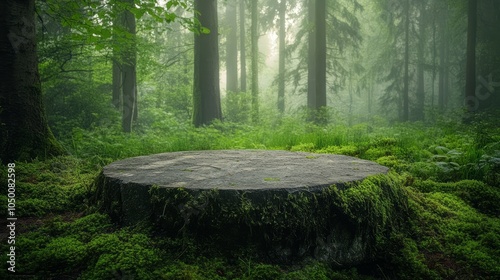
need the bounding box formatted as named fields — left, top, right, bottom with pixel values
left=251, top=0, right=259, bottom=123
left=431, top=10, right=436, bottom=109
left=239, top=0, right=247, bottom=92
left=226, top=1, right=238, bottom=93
left=121, top=0, right=137, bottom=133
left=368, top=73, right=373, bottom=115
left=438, top=3, right=448, bottom=111
left=193, top=0, right=222, bottom=127
left=315, top=0, right=326, bottom=111
left=112, top=9, right=123, bottom=110
left=465, top=0, right=477, bottom=113
left=402, top=0, right=410, bottom=122
left=416, top=2, right=426, bottom=121
left=307, top=0, right=316, bottom=113
left=0, top=0, right=64, bottom=163
left=277, top=0, right=286, bottom=114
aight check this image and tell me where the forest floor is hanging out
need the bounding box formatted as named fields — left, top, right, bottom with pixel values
left=1, top=115, right=499, bottom=279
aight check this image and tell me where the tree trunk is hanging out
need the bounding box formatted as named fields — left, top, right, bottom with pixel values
left=465, top=0, right=477, bottom=113
left=193, top=0, right=222, bottom=127
left=315, top=0, right=326, bottom=111
left=121, top=0, right=137, bottom=133
left=226, top=1, right=238, bottom=93
left=307, top=0, right=326, bottom=123
left=438, top=3, right=448, bottom=111
left=239, top=0, right=247, bottom=92
left=112, top=8, right=123, bottom=110
left=307, top=0, right=316, bottom=113
left=431, top=8, right=436, bottom=108
left=0, top=0, right=64, bottom=163
left=277, top=0, right=286, bottom=114
left=251, top=0, right=259, bottom=123
left=402, top=0, right=410, bottom=122
left=416, top=2, right=426, bottom=121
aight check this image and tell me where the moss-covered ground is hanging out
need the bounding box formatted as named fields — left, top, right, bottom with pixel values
left=1, top=116, right=499, bottom=279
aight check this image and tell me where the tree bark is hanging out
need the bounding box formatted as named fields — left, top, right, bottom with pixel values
left=277, top=0, right=286, bottom=114
left=193, top=0, right=222, bottom=127
left=0, top=0, right=64, bottom=163
left=465, top=0, right=477, bottom=113
left=251, top=0, right=259, bottom=123
left=226, top=1, right=238, bottom=93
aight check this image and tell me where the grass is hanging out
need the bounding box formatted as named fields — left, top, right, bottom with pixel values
left=1, top=114, right=499, bottom=279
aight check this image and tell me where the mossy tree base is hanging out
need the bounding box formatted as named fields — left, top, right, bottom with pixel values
left=96, top=150, right=408, bottom=265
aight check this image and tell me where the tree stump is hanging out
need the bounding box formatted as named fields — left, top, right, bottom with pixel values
left=95, top=150, right=408, bottom=265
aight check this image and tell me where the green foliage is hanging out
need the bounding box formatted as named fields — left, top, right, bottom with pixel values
left=4, top=113, right=500, bottom=279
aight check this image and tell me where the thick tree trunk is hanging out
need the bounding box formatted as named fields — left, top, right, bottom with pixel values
left=250, top=0, right=259, bottom=123
left=402, top=0, right=410, bottom=122
left=277, top=0, right=286, bottom=114
left=0, top=0, right=63, bottom=163
left=465, top=0, right=477, bottom=113
left=121, top=0, right=137, bottom=133
left=239, top=0, right=247, bottom=92
left=226, top=1, right=238, bottom=93
left=193, top=0, right=222, bottom=127
left=308, top=0, right=326, bottom=123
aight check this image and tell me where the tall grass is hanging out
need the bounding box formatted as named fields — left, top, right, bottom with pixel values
left=61, top=113, right=500, bottom=186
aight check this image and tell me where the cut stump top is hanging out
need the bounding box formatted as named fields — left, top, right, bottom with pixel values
left=103, top=150, right=389, bottom=192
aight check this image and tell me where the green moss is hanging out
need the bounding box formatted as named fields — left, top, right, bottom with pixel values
left=414, top=180, right=500, bottom=216
left=0, top=156, right=96, bottom=217
left=403, top=188, right=500, bottom=279
left=317, top=145, right=359, bottom=156
left=146, top=172, right=409, bottom=265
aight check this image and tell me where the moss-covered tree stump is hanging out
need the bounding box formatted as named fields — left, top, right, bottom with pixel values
left=96, top=150, right=408, bottom=265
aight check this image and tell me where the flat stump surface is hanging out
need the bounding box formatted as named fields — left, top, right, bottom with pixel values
left=103, top=149, right=388, bottom=191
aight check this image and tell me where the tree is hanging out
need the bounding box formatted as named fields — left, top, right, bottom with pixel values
left=225, top=0, right=238, bottom=94
left=192, top=0, right=222, bottom=127
left=307, top=0, right=326, bottom=123
left=250, top=0, right=259, bottom=123
left=465, top=0, right=477, bottom=113
left=120, top=0, right=137, bottom=133
left=277, top=0, right=286, bottom=114
left=0, top=0, right=64, bottom=163
left=415, top=0, right=427, bottom=121
left=438, top=2, right=449, bottom=112
left=239, top=0, right=247, bottom=92
left=402, top=0, right=410, bottom=122
left=307, top=0, right=316, bottom=115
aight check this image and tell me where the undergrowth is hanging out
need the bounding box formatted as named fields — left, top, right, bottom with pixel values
left=1, top=116, right=499, bottom=279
